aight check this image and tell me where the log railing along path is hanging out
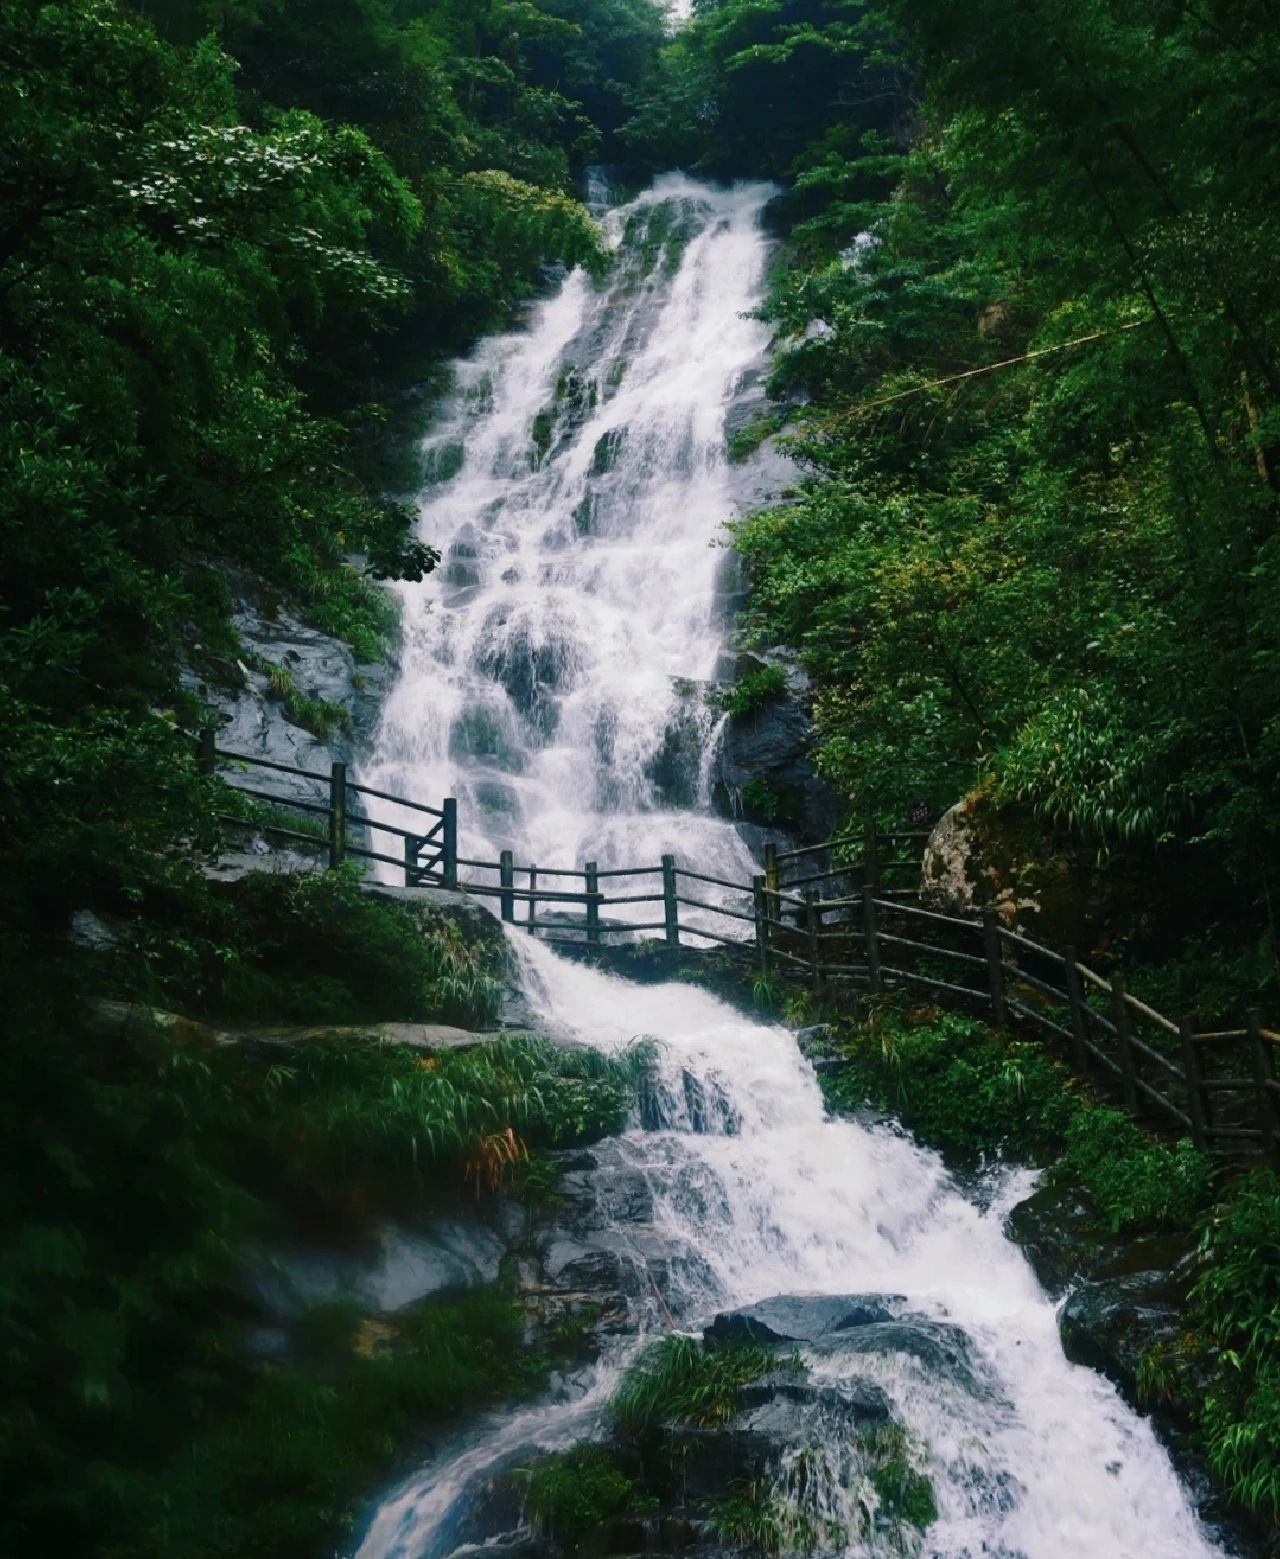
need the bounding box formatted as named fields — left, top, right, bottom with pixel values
left=203, top=737, right=1280, bottom=1166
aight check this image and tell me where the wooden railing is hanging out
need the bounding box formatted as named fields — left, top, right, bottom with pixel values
left=204, top=738, right=1280, bottom=1165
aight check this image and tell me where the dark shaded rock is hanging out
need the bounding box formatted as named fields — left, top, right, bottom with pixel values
left=1059, top=1270, right=1187, bottom=1400
left=810, top=1318, right=980, bottom=1389
left=249, top=1217, right=509, bottom=1320
left=645, top=682, right=716, bottom=809
left=183, top=565, right=393, bottom=801
left=705, top=1294, right=904, bottom=1346
left=919, top=785, right=1152, bottom=949
left=1004, top=1181, right=1103, bottom=1296
left=711, top=655, right=841, bottom=845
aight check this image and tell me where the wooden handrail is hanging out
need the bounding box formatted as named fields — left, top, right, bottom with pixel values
left=205, top=739, right=1279, bottom=1165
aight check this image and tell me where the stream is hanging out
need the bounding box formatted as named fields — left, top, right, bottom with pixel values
left=356, top=176, right=1226, bottom=1559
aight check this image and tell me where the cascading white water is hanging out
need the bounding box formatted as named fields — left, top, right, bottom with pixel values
left=362, top=176, right=773, bottom=893
left=357, top=176, right=1227, bottom=1559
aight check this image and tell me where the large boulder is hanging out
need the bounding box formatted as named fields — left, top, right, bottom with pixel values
left=919, top=783, right=1107, bottom=945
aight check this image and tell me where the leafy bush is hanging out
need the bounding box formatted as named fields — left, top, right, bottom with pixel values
left=1057, top=1108, right=1217, bottom=1233
left=821, top=1006, right=1215, bottom=1232
left=266, top=1034, right=651, bottom=1204
left=522, top=1445, right=656, bottom=1545
left=711, top=664, right=789, bottom=718
left=820, top=1005, right=1076, bottom=1161
left=117, top=1286, right=546, bottom=1559
left=1186, top=1171, right=1280, bottom=1520
left=0, top=962, right=644, bottom=1559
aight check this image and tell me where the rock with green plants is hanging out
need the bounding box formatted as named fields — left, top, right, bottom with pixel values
left=499, top=1312, right=946, bottom=1558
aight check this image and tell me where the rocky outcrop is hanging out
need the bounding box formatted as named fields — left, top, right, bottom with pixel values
left=1003, top=1181, right=1266, bottom=1554
left=90, top=998, right=507, bottom=1053
left=183, top=565, right=395, bottom=810
left=711, top=653, right=842, bottom=845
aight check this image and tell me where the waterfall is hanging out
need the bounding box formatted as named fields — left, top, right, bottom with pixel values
left=356, top=176, right=1226, bottom=1559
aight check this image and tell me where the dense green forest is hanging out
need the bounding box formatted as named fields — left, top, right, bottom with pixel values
left=5, top=0, right=1280, bottom=1551
left=695, top=0, right=1280, bottom=1012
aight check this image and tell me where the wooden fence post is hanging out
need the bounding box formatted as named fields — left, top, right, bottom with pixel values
left=1178, top=1017, right=1209, bottom=1151
left=982, top=911, right=1007, bottom=1027
left=1248, top=1010, right=1279, bottom=1164
left=585, top=861, right=600, bottom=946
left=804, top=890, right=823, bottom=995
left=328, top=762, right=347, bottom=869
left=662, top=855, right=680, bottom=948
left=764, top=842, right=780, bottom=921
left=499, top=850, right=515, bottom=922
left=528, top=866, right=538, bottom=933
left=862, top=885, right=883, bottom=995
left=197, top=728, right=217, bottom=774
left=441, top=798, right=458, bottom=890
left=864, top=814, right=880, bottom=895
left=1110, top=972, right=1140, bottom=1115
left=753, top=874, right=771, bottom=974
left=403, top=834, right=418, bottom=887
left=1063, top=946, right=1091, bottom=1074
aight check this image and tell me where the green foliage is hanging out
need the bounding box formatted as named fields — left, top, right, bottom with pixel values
left=1057, top=1108, right=1217, bottom=1234
left=702, top=0, right=1280, bottom=982
left=147, top=1285, right=544, bottom=1559
left=711, top=1479, right=790, bottom=1555
left=113, top=865, right=504, bottom=1027
left=820, top=1005, right=1077, bottom=1161
left=1186, top=1170, right=1280, bottom=1520
left=614, top=1335, right=782, bottom=1440
left=727, top=412, right=787, bottom=464
left=0, top=945, right=640, bottom=1559
left=521, top=1445, right=656, bottom=1545
left=0, top=0, right=661, bottom=1030
left=739, top=777, right=789, bottom=824
left=254, top=1034, right=647, bottom=1205
left=712, top=664, right=789, bottom=718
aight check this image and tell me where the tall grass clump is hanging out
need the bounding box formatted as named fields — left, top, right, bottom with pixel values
left=614, top=1335, right=781, bottom=1440
left=269, top=1035, right=650, bottom=1202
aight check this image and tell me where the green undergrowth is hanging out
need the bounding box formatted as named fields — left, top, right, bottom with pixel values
left=1137, top=1170, right=1280, bottom=1525
left=256, top=1034, right=653, bottom=1209
left=710, top=664, right=788, bottom=719
left=818, top=1003, right=1216, bottom=1232
left=150, top=1285, right=547, bottom=1559
left=111, top=864, right=504, bottom=1028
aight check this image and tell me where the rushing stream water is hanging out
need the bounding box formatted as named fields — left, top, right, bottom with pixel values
left=357, top=177, right=1226, bottom=1559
